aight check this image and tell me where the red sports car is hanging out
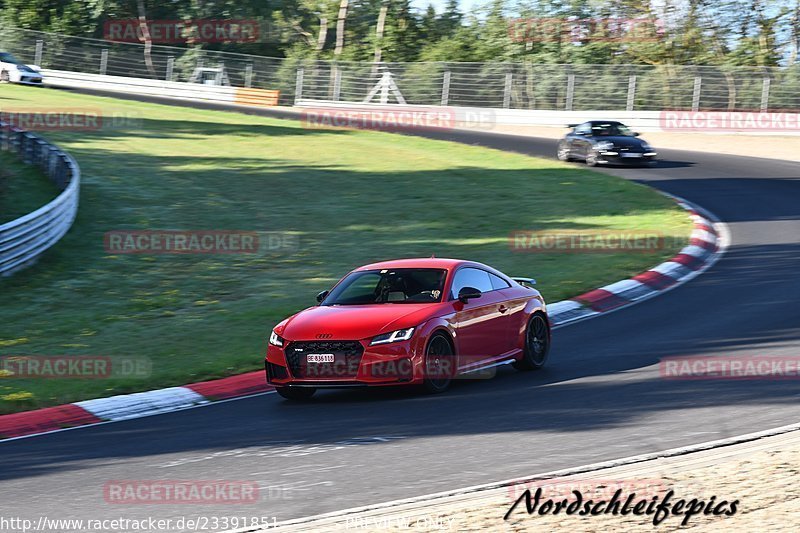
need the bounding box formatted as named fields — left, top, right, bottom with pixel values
left=265, top=258, right=550, bottom=400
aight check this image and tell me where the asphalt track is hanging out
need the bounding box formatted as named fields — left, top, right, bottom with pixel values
left=2, top=91, right=799, bottom=529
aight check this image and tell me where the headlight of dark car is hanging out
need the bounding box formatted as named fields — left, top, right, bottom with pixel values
left=596, top=141, right=615, bottom=151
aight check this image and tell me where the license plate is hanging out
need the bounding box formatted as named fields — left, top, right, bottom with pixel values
left=307, top=353, right=335, bottom=363
left=621, top=153, right=643, bottom=158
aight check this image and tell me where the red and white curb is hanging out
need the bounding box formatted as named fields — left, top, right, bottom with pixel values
left=0, top=372, right=274, bottom=441
left=547, top=194, right=727, bottom=326
left=0, top=196, right=727, bottom=442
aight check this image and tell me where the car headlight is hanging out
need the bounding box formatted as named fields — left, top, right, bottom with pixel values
left=269, top=330, right=284, bottom=347
left=642, top=143, right=654, bottom=151
left=370, top=327, right=415, bottom=345
left=596, top=141, right=615, bottom=151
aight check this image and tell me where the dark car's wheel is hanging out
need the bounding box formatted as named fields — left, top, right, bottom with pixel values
left=275, top=386, right=316, bottom=401
left=585, top=150, right=599, bottom=167
left=423, top=333, right=455, bottom=394
left=557, top=142, right=572, bottom=162
left=514, top=313, right=550, bottom=371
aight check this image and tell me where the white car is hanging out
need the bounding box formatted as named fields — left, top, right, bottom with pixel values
left=0, top=52, right=43, bottom=85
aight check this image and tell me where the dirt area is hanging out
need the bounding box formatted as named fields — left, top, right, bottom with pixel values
left=276, top=429, right=800, bottom=532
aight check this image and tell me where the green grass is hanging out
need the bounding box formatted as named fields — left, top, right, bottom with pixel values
left=0, top=84, right=691, bottom=414
left=0, top=151, right=60, bottom=224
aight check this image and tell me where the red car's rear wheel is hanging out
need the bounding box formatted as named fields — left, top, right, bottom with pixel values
left=514, top=313, right=550, bottom=371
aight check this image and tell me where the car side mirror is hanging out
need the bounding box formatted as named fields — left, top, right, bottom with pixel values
left=316, top=290, right=329, bottom=304
left=458, top=287, right=482, bottom=303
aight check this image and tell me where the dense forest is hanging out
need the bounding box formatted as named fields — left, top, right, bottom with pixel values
left=1, top=0, right=799, bottom=66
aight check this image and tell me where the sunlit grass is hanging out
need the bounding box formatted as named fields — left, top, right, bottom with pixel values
left=0, top=84, right=691, bottom=414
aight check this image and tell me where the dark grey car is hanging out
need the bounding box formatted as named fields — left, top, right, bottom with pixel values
left=557, top=120, right=657, bottom=167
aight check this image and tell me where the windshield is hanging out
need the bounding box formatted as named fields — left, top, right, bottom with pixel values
left=323, top=268, right=447, bottom=305
left=592, top=123, right=635, bottom=137
left=0, top=52, right=23, bottom=65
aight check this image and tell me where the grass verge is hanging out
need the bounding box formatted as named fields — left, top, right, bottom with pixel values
left=0, top=84, right=691, bottom=414
left=0, top=151, right=60, bottom=225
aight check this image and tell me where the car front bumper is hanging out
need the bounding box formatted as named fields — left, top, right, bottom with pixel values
left=9, top=71, right=43, bottom=85
left=597, top=151, right=657, bottom=165
left=265, top=336, right=428, bottom=388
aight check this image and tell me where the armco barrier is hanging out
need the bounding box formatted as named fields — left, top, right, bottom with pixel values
left=295, top=100, right=800, bottom=135
left=41, top=69, right=280, bottom=108
left=0, top=122, right=80, bottom=276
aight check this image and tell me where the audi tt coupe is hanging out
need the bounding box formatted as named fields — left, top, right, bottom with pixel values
left=265, top=258, right=551, bottom=400
left=557, top=120, right=657, bottom=166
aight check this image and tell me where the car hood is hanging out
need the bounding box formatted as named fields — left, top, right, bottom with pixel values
left=594, top=136, right=647, bottom=148
left=5, top=63, right=39, bottom=73
left=279, top=303, right=442, bottom=341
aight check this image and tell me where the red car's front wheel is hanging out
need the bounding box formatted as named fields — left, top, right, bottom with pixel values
left=423, top=333, right=455, bottom=394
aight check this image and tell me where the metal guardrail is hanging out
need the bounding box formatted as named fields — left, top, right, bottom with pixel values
left=0, top=122, right=80, bottom=276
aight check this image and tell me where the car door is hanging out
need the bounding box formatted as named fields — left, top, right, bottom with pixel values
left=488, top=272, right=523, bottom=354
left=450, top=267, right=509, bottom=370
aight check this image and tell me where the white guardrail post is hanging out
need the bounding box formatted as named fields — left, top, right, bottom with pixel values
left=0, top=122, right=81, bottom=276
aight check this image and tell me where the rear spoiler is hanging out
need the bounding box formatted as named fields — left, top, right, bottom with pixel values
left=511, top=277, right=536, bottom=288
left=567, top=123, right=578, bottom=128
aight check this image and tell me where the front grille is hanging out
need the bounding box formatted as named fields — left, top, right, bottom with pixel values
left=285, top=341, right=364, bottom=379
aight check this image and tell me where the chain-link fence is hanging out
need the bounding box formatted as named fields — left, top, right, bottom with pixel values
left=2, top=26, right=799, bottom=111
left=298, top=62, right=800, bottom=112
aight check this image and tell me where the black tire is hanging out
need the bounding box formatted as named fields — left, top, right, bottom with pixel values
left=275, top=386, right=316, bottom=401
left=557, top=142, right=572, bottom=162
left=423, top=333, right=455, bottom=394
left=513, top=313, right=550, bottom=371
left=586, top=150, right=599, bottom=167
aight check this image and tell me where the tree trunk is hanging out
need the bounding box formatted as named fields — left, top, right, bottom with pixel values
left=335, top=0, right=349, bottom=56
left=317, top=17, right=328, bottom=53
left=373, top=3, right=388, bottom=64
left=136, top=0, right=157, bottom=78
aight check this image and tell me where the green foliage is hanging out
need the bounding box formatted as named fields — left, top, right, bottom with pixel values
left=1, top=0, right=798, bottom=65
